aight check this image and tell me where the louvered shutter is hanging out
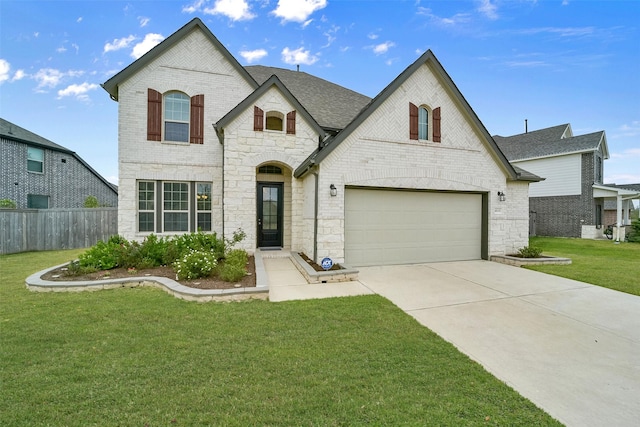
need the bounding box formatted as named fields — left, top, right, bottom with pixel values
left=286, top=110, right=296, bottom=135
left=147, top=89, right=162, bottom=141
left=190, top=94, right=204, bottom=144
left=254, top=106, right=264, bottom=131
left=433, top=107, right=441, bottom=143
left=409, top=102, right=418, bottom=140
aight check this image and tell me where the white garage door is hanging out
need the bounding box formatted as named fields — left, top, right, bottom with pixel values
left=345, top=188, right=483, bottom=266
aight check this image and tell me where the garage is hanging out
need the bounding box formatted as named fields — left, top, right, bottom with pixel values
left=344, top=188, right=484, bottom=266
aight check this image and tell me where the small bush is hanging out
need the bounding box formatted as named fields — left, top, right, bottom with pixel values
left=219, top=249, right=248, bottom=282
left=0, top=199, right=17, bottom=209
left=66, top=260, right=97, bottom=276
left=628, top=218, right=640, bottom=243
left=173, top=231, right=226, bottom=260
left=83, top=195, right=100, bottom=208
left=518, top=246, right=543, bottom=258
left=173, top=250, right=218, bottom=280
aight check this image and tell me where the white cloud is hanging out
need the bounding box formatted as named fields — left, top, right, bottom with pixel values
left=372, top=41, right=395, bottom=55
left=13, top=69, right=26, bottom=81
left=322, top=24, right=339, bottom=48
left=477, top=0, right=498, bottom=20
left=57, top=82, right=99, bottom=101
left=272, top=0, right=327, bottom=23
left=33, top=68, right=84, bottom=89
left=240, top=48, right=268, bottom=63
left=131, top=33, right=164, bottom=59
left=613, top=121, right=640, bottom=138
left=0, top=59, right=10, bottom=83
left=77, top=17, right=83, bottom=23
left=139, top=16, right=150, bottom=27
left=281, top=46, right=319, bottom=65
left=367, top=33, right=379, bottom=40
left=417, top=7, right=471, bottom=26
left=104, top=35, right=136, bottom=53
left=57, top=46, right=67, bottom=53
left=184, top=0, right=256, bottom=21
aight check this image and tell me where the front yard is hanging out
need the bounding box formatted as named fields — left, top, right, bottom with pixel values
left=528, top=236, right=640, bottom=296
left=0, top=249, right=559, bottom=426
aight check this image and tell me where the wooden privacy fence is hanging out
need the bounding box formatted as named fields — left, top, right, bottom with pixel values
left=0, top=208, right=117, bottom=255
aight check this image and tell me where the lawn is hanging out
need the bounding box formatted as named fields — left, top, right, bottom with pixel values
left=528, top=236, right=640, bottom=296
left=0, top=249, right=559, bottom=426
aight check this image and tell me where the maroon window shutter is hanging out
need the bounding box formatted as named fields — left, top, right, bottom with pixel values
left=147, top=89, right=162, bottom=141
left=190, top=94, right=204, bottom=144
left=433, top=107, right=441, bottom=143
left=409, top=102, right=418, bottom=140
left=286, top=110, right=296, bottom=135
left=254, top=106, right=264, bottom=131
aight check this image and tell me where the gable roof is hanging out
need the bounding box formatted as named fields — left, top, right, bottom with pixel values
left=214, top=75, right=325, bottom=141
left=294, top=50, right=528, bottom=181
left=245, top=66, right=371, bottom=131
left=493, top=124, right=608, bottom=162
left=0, top=118, right=118, bottom=193
left=102, top=18, right=257, bottom=101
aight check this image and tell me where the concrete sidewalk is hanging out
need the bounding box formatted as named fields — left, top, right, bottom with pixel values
left=358, top=260, right=640, bottom=427
left=263, top=253, right=373, bottom=302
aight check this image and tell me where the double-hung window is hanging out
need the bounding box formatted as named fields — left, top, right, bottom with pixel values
left=196, top=183, right=212, bottom=231
left=27, top=147, right=44, bottom=173
left=138, top=181, right=155, bottom=232
left=418, top=107, right=429, bottom=140
left=164, top=92, right=190, bottom=142
left=163, top=182, right=189, bottom=232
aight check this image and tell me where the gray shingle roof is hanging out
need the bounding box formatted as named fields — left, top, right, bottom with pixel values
left=604, top=183, right=640, bottom=192
left=245, top=65, right=371, bottom=131
left=493, top=124, right=605, bottom=161
left=1, top=117, right=71, bottom=153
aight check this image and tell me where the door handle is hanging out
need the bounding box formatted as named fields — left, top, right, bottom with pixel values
left=257, top=218, right=262, bottom=226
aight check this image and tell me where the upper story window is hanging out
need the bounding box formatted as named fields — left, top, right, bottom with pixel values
left=265, top=111, right=284, bottom=131
left=410, top=103, right=441, bottom=143
left=147, top=89, right=204, bottom=144
left=595, top=155, right=603, bottom=184
left=254, top=107, right=297, bottom=135
left=27, top=194, right=49, bottom=209
left=164, top=92, right=190, bottom=142
left=27, top=147, right=44, bottom=173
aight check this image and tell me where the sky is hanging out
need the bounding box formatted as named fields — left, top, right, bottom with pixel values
left=1, top=0, right=639, bottom=186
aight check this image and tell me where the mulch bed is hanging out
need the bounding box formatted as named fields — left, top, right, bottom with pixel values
left=299, top=253, right=343, bottom=272
left=41, top=257, right=256, bottom=290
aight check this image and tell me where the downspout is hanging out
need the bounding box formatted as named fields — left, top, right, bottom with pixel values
left=313, top=170, right=319, bottom=262
left=214, top=124, right=225, bottom=240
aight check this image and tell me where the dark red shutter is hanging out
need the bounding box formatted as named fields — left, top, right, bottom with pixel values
left=433, top=107, right=441, bottom=143
left=409, top=102, right=418, bottom=140
left=286, top=110, right=296, bottom=135
left=254, top=106, right=264, bottom=131
left=147, top=89, right=162, bottom=141
left=190, top=94, right=204, bottom=144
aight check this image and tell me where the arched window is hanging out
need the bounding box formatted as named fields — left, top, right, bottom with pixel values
left=164, top=92, right=190, bottom=142
left=418, top=106, right=429, bottom=140
left=265, top=111, right=284, bottom=131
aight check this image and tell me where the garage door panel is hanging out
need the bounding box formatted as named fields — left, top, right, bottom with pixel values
left=345, top=188, right=482, bottom=266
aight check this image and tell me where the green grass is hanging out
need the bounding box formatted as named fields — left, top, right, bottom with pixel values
left=529, top=237, right=640, bottom=296
left=0, top=249, right=559, bottom=426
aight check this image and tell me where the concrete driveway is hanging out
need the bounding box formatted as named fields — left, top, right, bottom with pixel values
left=358, top=260, right=640, bottom=427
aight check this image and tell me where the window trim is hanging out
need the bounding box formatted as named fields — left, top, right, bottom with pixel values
left=163, top=181, right=190, bottom=232
left=196, top=182, right=212, bottom=232
left=418, top=106, right=429, bottom=140
left=265, top=111, right=284, bottom=131
left=164, top=91, right=191, bottom=143
left=138, top=181, right=156, bottom=233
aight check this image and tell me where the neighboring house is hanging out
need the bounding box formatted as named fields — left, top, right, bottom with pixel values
left=1, top=118, right=118, bottom=209
left=494, top=124, right=639, bottom=239
left=603, top=183, right=640, bottom=226
left=101, top=18, right=540, bottom=267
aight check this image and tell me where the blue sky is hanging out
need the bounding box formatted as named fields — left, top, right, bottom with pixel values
left=1, top=0, right=639, bottom=185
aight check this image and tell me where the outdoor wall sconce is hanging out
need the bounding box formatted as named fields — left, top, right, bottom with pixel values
left=330, top=184, right=337, bottom=197
left=498, top=191, right=506, bottom=202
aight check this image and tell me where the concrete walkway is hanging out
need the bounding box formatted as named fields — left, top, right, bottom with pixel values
left=266, top=257, right=640, bottom=427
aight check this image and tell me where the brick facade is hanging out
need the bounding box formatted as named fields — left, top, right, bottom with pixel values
left=1, top=138, right=117, bottom=209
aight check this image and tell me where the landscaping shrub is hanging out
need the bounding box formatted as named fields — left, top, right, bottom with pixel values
left=83, top=195, right=100, bottom=208
left=219, top=248, right=249, bottom=282
left=0, top=198, right=17, bottom=209
left=518, top=246, right=543, bottom=258
left=174, top=249, right=218, bottom=280
left=172, top=231, right=226, bottom=260
left=627, top=218, right=640, bottom=243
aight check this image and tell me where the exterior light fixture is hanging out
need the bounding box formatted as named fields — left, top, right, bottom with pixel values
left=330, top=184, right=337, bottom=197
left=498, top=191, right=506, bottom=202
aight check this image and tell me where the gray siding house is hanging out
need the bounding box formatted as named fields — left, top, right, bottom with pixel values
left=494, top=124, right=639, bottom=239
left=1, top=118, right=118, bottom=209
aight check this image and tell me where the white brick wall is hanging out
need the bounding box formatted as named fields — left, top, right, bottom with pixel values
left=116, top=27, right=254, bottom=240
left=314, top=62, right=528, bottom=262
